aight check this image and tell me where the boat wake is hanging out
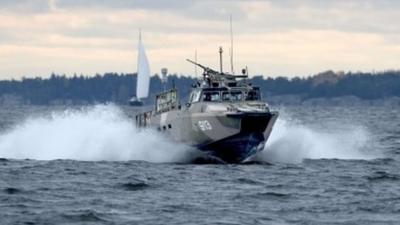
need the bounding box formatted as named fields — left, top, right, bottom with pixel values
left=0, top=105, right=194, bottom=162
left=0, top=104, right=379, bottom=164
left=256, top=115, right=379, bottom=163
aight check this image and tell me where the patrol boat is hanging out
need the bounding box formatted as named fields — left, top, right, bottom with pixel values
left=136, top=48, right=278, bottom=163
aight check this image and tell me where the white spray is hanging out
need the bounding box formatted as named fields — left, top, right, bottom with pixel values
left=257, top=114, right=378, bottom=163
left=0, top=105, right=193, bottom=162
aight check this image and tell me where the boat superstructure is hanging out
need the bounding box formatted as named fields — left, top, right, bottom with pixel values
left=136, top=48, right=278, bottom=163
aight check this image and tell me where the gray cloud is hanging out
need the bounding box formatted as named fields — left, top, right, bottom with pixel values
left=2, top=0, right=400, bottom=36
left=54, top=0, right=247, bottom=22
left=1, top=0, right=399, bottom=34
left=236, top=0, right=400, bottom=35
left=269, top=0, right=400, bottom=9
left=55, top=0, right=195, bottom=10
left=0, top=0, right=51, bottom=13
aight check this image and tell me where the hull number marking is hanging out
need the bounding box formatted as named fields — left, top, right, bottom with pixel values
left=198, top=120, right=212, bottom=131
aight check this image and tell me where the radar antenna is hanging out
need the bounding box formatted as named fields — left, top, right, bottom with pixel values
left=219, top=47, right=223, bottom=74
left=229, top=15, right=234, bottom=74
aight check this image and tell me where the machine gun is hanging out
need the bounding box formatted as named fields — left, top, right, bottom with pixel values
left=186, top=59, right=219, bottom=76
left=186, top=59, right=248, bottom=82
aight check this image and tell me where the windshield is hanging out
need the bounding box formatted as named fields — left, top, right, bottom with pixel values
left=190, top=90, right=201, bottom=103
left=202, top=91, right=221, bottom=102
left=222, top=91, right=243, bottom=101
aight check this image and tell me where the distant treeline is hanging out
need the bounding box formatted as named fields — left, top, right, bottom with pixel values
left=1, top=70, right=400, bottom=105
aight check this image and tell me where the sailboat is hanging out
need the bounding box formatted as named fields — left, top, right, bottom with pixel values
left=129, top=31, right=151, bottom=106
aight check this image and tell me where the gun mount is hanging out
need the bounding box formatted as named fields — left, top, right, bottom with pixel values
left=186, top=59, right=248, bottom=88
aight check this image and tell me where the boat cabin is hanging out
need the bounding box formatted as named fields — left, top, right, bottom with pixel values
left=136, top=89, right=180, bottom=127
left=155, top=89, right=180, bottom=113
left=188, top=87, right=261, bottom=104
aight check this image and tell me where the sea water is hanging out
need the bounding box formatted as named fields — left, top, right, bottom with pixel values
left=0, top=104, right=399, bottom=224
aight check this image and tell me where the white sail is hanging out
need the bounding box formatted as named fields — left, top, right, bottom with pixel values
left=136, top=33, right=150, bottom=99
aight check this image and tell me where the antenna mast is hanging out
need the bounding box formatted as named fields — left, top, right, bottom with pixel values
left=229, top=15, right=234, bottom=74
left=219, top=47, right=223, bottom=74
left=195, top=49, right=198, bottom=77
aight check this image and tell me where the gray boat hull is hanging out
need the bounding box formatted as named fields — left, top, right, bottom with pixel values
left=196, top=112, right=278, bottom=162
left=139, top=106, right=278, bottom=163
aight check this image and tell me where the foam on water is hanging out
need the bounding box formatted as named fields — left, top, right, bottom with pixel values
left=0, top=105, right=193, bottom=162
left=258, top=115, right=378, bottom=163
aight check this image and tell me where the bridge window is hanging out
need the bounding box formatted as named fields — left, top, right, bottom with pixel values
left=231, top=91, right=243, bottom=101
left=222, top=91, right=243, bottom=101
left=202, top=91, right=221, bottom=102
left=190, top=90, right=201, bottom=103
left=222, top=92, right=230, bottom=101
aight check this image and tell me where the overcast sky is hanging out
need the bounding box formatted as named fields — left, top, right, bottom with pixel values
left=1, top=0, right=400, bottom=79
